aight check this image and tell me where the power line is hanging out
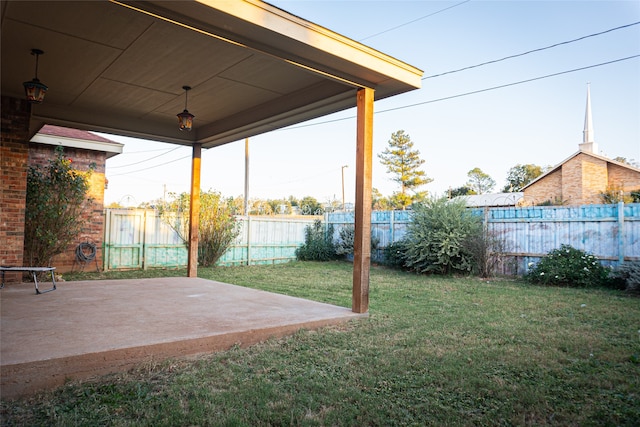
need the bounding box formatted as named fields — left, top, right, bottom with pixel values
left=359, top=0, right=472, bottom=42
left=425, top=21, right=640, bottom=79
left=387, top=54, right=639, bottom=112
left=109, top=145, right=184, bottom=168
left=121, top=147, right=176, bottom=153
left=110, top=154, right=192, bottom=176
left=109, top=55, right=639, bottom=174
left=284, top=54, right=640, bottom=130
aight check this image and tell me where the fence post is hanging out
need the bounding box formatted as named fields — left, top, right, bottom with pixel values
left=103, top=209, right=110, bottom=272
left=390, top=210, right=395, bottom=244
left=142, top=209, right=148, bottom=270
left=618, top=201, right=625, bottom=265
left=246, top=216, right=252, bottom=266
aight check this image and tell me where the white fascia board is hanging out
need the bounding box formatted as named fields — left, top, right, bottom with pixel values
left=193, top=0, right=423, bottom=89
left=30, top=133, right=124, bottom=159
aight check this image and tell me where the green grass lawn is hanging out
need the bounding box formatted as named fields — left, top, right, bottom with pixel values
left=2, top=261, right=639, bottom=426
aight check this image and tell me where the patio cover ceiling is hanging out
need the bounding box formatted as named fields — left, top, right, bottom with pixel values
left=1, top=0, right=422, bottom=148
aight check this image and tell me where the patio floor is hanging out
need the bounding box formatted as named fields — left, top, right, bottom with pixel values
left=0, top=277, right=365, bottom=399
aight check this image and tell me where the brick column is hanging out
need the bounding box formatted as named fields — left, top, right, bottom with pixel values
left=1, top=96, right=30, bottom=280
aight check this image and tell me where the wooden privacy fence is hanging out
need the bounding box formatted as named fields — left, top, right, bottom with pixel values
left=103, top=209, right=319, bottom=271
left=219, top=216, right=320, bottom=266
left=104, top=204, right=639, bottom=273
left=327, top=203, right=640, bottom=273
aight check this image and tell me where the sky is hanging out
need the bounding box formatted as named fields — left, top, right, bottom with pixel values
left=102, top=0, right=640, bottom=207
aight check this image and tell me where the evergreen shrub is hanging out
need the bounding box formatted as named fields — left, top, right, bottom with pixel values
left=296, top=221, right=336, bottom=261
left=334, top=225, right=379, bottom=257
left=402, top=197, right=482, bottom=275
left=382, top=240, right=409, bottom=269
left=526, top=245, right=610, bottom=288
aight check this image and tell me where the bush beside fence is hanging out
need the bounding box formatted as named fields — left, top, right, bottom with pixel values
left=327, top=202, right=640, bottom=274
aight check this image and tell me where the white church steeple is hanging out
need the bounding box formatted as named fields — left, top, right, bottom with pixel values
left=580, top=83, right=598, bottom=154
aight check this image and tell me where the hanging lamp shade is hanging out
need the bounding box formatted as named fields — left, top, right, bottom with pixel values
left=23, top=49, right=48, bottom=104
left=177, top=86, right=194, bottom=131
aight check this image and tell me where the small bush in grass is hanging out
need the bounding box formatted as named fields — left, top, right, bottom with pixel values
left=610, top=261, right=640, bottom=293
left=526, top=245, right=610, bottom=288
left=334, top=225, right=380, bottom=258
left=296, top=220, right=336, bottom=261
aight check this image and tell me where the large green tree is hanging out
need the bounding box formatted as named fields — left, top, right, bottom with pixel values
left=466, top=167, right=495, bottom=194
left=378, top=130, right=432, bottom=209
left=449, top=186, right=475, bottom=198
left=502, top=164, right=544, bottom=192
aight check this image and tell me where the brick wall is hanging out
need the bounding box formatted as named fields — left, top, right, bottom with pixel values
left=1, top=96, right=30, bottom=281
left=523, top=152, right=640, bottom=206
left=523, top=168, right=562, bottom=205
left=28, top=144, right=106, bottom=273
left=608, top=163, right=640, bottom=194
left=561, top=156, right=582, bottom=204
left=578, top=155, right=608, bottom=204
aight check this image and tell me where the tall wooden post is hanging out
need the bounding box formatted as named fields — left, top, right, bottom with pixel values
left=187, top=143, right=202, bottom=277
left=244, top=138, right=250, bottom=215
left=352, top=87, right=374, bottom=313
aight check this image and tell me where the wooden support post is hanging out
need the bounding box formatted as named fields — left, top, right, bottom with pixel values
left=187, top=143, right=202, bottom=278
left=352, top=87, right=374, bottom=313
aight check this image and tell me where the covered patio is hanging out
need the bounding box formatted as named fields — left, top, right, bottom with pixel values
left=1, top=1, right=421, bottom=311
left=1, top=0, right=421, bottom=397
left=1, top=277, right=366, bottom=398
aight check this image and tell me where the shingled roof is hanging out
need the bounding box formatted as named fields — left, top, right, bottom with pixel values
left=31, top=125, right=123, bottom=159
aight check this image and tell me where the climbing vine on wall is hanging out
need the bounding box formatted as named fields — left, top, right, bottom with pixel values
left=24, top=146, right=94, bottom=266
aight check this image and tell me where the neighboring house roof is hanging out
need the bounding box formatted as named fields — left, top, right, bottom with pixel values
left=456, top=192, right=524, bottom=207
left=30, top=125, right=123, bottom=159
left=522, top=149, right=640, bottom=191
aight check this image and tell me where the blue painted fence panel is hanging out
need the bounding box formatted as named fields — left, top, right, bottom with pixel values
left=218, top=216, right=318, bottom=266
left=327, top=203, right=640, bottom=272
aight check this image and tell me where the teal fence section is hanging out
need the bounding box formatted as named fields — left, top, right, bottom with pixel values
left=103, top=210, right=318, bottom=270
left=104, top=209, right=187, bottom=270
left=328, top=210, right=412, bottom=262
left=327, top=203, right=640, bottom=272
left=218, top=216, right=320, bottom=266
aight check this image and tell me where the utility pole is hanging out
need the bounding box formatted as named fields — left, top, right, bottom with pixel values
left=244, top=138, right=250, bottom=215
left=341, top=164, right=348, bottom=211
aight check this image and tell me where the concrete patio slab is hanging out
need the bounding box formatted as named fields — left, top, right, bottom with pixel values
left=0, top=277, right=365, bottom=399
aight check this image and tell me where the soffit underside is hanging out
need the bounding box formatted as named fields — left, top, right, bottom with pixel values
left=1, top=0, right=422, bottom=148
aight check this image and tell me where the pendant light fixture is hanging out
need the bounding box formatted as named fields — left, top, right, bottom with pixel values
left=177, top=86, right=195, bottom=131
left=23, top=49, right=48, bottom=104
